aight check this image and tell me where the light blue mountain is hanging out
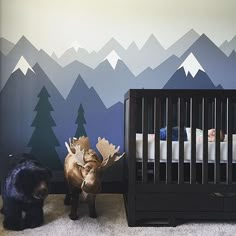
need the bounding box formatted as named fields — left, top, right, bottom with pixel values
left=97, top=37, right=126, bottom=61
left=220, top=35, right=236, bottom=56
left=136, top=55, right=181, bottom=88
left=0, top=37, right=15, bottom=55
left=53, top=30, right=201, bottom=76
left=166, top=29, right=200, bottom=57
left=83, top=59, right=136, bottom=107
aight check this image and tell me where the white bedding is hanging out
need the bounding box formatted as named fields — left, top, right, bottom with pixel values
left=136, top=134, right=236, bottom=162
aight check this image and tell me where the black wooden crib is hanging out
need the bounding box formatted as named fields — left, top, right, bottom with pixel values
left=124, top=89, right=236, bottom=226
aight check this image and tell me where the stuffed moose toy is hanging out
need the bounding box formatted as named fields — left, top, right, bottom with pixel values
left=64, top=136, right=124, bottom=220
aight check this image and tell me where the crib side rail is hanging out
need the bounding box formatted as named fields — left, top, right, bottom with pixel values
left=124, top=89, right=236, bottom=187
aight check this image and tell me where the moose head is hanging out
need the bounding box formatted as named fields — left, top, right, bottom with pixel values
left=64, top=136, right=124, bottom=220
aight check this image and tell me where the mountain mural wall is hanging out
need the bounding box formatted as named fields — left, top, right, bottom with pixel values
left=0, top=30, right=236, bottom=181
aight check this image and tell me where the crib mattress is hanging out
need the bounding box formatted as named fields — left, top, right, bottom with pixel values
left=136, top=134, right=236, bottom=162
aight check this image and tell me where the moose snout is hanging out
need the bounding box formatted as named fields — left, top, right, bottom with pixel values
left=81, top=179, right=101, bottom=194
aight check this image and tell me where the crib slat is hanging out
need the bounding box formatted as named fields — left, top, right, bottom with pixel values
left=227, top=98, right=233, bottom=184
left=142, top=97, right=148, bottom=183
left=178, top=97, right=185, bottom=184
left=190, top=97, right=196, bottom=184
left=202, top=97, right=208, bottom=184
left=166, top=97, right=172, bottom=184
left=154, top=97, right=161, bottom=184
left=126, top=94, right=136, bottom=225
left=215, top=98, right=221, bottom=184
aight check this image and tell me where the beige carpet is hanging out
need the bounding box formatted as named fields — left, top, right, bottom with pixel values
left=1, top=194, right=236, bottom=236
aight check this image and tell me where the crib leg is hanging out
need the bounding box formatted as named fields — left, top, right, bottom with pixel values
left=127, top=213, right=136, bottom=227
left=168, top=217, right=178, bottom=227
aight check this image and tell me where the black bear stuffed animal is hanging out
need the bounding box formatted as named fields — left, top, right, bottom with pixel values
left=1, top=153, right=52, bottom=231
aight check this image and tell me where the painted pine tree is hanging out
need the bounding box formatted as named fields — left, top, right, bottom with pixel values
left=75, top=104, right=87, bottom=137
left=28, top=86, right=62, bottom=170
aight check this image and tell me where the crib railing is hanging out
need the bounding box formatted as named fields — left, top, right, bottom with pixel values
left=124, top=89, right=236, bottom=186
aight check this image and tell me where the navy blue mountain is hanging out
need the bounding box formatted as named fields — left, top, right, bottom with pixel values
left=0, top=64, right=123, bottom=176
left=163, top=67, right=219, bottom=89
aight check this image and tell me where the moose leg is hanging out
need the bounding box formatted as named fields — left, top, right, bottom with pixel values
left=64, top=193, right=72, bottom=206
left=88, top=194, right=97, bottom=218
left=69, top=189, right=79, bottom=220
left=64, top=181, right=72, bottom=205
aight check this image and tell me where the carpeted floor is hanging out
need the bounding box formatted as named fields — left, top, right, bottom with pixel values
left=1, top=194, right=236, bottom=236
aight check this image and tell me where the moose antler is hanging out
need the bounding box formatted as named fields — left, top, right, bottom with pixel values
left=96, top=137, right=125, bottom=169
left=65, top=136, right=90, bottom=167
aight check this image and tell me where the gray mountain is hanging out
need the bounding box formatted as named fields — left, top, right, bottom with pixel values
left=51, top=52, right=58, bottom=61
left=52, top=30, right=200, bottom=76
left=124, top=30, right=199, bottom=76
left=82, top=59, right=136, bottom=107
left=138, top=34, right=166, bottom=70
left=220, top=35, right=236, bottom=56
left=136, top=55, right=181, bottom=88
left=56, top=47, right=95, bottom=67
left=126, top=41, right=139, bottom=54
left=98, top=37, right=126, bottom=61
left=55, top=35, right=167, bottom=76
left=166, top=29, right=200, bottom=57
left=0, top=37, right=15, bottom=55
left=8, top=35, right=39, bottom=61
left=51, top=60, right=92, bottom=98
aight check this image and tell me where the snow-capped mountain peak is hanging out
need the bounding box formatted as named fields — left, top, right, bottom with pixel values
left=104, top=50, right=121, bottom=69
left=178, top=53, right=205, bottom=77
left=12, top=56, right=35, bottom=75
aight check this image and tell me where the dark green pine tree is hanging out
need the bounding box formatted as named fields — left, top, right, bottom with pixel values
left=28, top=86, right=62, bottom=170
left=75, top=104, right=87, bottom=138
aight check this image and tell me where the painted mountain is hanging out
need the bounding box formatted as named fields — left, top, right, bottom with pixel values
left=163, top=53, right=220, bottom=89
left=0, top=58, right=65, bottom=168
left=179, top=34, right=236, bottom=89
left=0, top=56, right=123, bottom=179
left=220, top=35, right=236, bottom=56
left=0, top=37, right=15, bottom=56
left=1, top=30, right=236, bottom=179
left=52, top=29, right=200, bottom=76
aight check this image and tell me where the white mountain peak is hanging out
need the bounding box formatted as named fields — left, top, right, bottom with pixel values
left=12, top=56, right=35, bottom=75
left=104, top=50, right=121, bottom=69
left=178, top=53, right=205, bottom=77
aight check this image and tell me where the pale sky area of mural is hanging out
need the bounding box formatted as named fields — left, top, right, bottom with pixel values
left=0, top=0, right=235, bottom=55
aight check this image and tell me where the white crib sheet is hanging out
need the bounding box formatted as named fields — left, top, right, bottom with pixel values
left=136, top=134, right=236, bottom=162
